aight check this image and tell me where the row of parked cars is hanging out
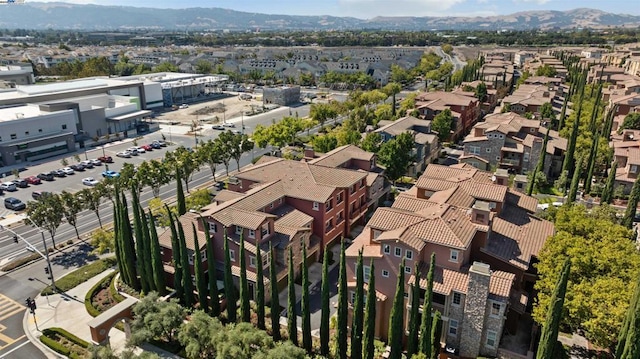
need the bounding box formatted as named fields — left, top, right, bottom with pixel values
left=116, top=140, right=166, bottom=158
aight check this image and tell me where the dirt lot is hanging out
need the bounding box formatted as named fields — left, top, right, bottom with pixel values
left=157, top=93, right=264, bottom=126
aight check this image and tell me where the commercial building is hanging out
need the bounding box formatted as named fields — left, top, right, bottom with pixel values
left=263, top=86, right=300, bottom=106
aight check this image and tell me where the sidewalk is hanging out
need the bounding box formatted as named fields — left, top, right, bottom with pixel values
left=24, top=269, right=181, bottom=358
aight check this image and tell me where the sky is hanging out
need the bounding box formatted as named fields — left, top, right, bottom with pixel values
left=30, top=0, right=637, bottom=18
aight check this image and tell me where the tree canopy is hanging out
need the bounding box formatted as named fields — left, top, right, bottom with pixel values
left=378, top=132, right=415, bottom=182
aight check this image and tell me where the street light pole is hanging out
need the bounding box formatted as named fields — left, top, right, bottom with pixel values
left=24, top=218, right=57, bottom=293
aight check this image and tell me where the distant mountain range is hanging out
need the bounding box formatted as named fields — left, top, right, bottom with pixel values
left=0, top=3, right=639, bottom=31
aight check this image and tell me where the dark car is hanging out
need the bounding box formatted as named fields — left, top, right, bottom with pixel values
left=51, top=169, right=66, bottom=178
left=12, top=178, right=28, bottom=188
left=150, top=142, right=162, bottom=149
left=97, top=155, right=113, bottom=163
left=32, top=191, right=51, bottom=200
left=25, top=176, right=41, bottom=185
left=37, top=172, right=55, bottom=181
left=69, top=163, right=85, bottom=172
left=4, top=197, right=26, bottom=211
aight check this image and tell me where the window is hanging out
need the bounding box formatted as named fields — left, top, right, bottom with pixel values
left=450, top=249, right=459, bottom=262
left=475, top=213, right=486, bottom=222
left=405, top=250, right=413, bottom=260
left=336, top=192, right=343, bottom=203
left=201, top=249, right=207, bottom=261
left=364, top=265, right=371, bottom=282
left=382, top=270, right=390, bottom=277
left=485, top=148, right=491, bottom=153
left=489, top=202, right=497, bottom=210
left=313, top=201, right=319, bottom=211
left=383, top=244, right=390, bottom=254
left=326, top=200, right=333, bottom=212
left=350, top=184, right=356, bottom=194
left=10, top=134, right=17, bottom=140
left=248, top=229, right=255, bottom=238
left=229, top=249, right=235, bottom=262
left=395, top=247, right=402, bottom=257
left=405, top=266, right=411, bottom=274
left=361, top=178, right=366, bottom=187
left=496, top=156, right=501, bottom=161
left=486, top=330, right=497, bottom=348
left=208, top=222, right=217, bottom=233
left=62, top=124, right=67, bottom=130
left=448, top=319, right=458, bottom=336
left=491, top=302, right=502, bottom=317
left=469, top=146, right=480, bottom=155
left=452, top=292, right=462, bottom=306
left=270, top=202, right=274, bottom=209
left=498, top=134, right=504, bottom=139
left=250, top=256, right=256, bottom=268
left=632, top=165, right=639, bottom=174
left=279, top=198, right=283, bottom=204
left=337, top=211, right=344, bottom=223
left=325, top=219, right=333, bottom=233
left=188, top=254, right=194, bottom=265
left=261, top=223, right=270, bottom=237
left=235, top=226, right=242, bottom=235
left=523, top=153, right=529, bottom=162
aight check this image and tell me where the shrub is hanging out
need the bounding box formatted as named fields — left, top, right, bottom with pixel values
left=40, top=327, right=89, bottom=358
left=42, top=257, right=117, bottom=296
left=0, top=253, right=41, bottom=272
left=40, top=335, right=70, bottom=356
left=85, top=272, right=117, bottom=317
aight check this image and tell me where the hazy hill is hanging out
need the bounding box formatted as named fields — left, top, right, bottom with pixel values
left=0, top=3, right=639, bottom=31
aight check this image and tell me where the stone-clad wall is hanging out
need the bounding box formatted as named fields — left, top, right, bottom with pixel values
left=459, top=263, right=491, bottom=358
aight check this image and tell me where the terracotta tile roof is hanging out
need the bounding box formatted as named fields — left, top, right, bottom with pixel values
left=367, top=207, right=426, bottom=230
left=274, top=208, right=314, bottom=229
left=415, top=91, right=478, bottom=107
left=213, top=208, right=275, bottom=230
left=505, top=189, right=539, bottom=213
left=347, top=281, right=388, bottom=301
left=214, top=189, right=246, bottom=203
left=409, top=265, right=514, bottom=300
left=459, top=181, right=507, bottom=203
left=393, top=193, right=441, bottom=212
left=157, top=212, right=207, bottom=251
left=308, top=144, right=374, bottom=168
left=489, top=270, right=516, bottom=301
left=458, top=154, right=489, bottom=163
left=484, top=206, right=554, bottom=270
left=345, top=230, right=383, bottom=258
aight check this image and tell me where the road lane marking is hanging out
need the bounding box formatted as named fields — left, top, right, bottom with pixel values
left=0, top=336, right=29, bottom=357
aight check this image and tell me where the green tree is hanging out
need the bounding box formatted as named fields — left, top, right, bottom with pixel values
left=197, top=140, right=223, bottom=182
left=351, top=249, right=365, bottom=359
left=256, top=341, right=307, bottom=359
left=378, top=132, right=415, bottom=183
left=320, top=247, right=331, bottom=356
left=528, top=127, right=551, bottom=196
left=136, top=159, right=169, bottom=198
left=536, top=259, right=570, bottom=359
left=363, top=259, right=376, bottom=359
left=224, top=233, right=237, bottom=323
left=177, top=310, right=223, bottom=358
left=540, top=102, right=555, bottom=121
left=566, top=156, right=583, bottom=204
left=167, top=207, right=183, bottom=300
left=139, top=206, right=155, bottom=293
left=301, top=243, right=312, bottom=352
left=431, top=108, right=454, bottom=142
left=388, top=259, right=406, bottom=359
left=90, top=228, right=115, bottom=255
left=310, top=103, right=338, bottom=127
left=536, top=64, right=557, bottom=77
left=194, top=59, right=212, bottom=74
left=118, top=194, right=140, bottom=290
left=148, top=210, right=167, bottom=296
left=420, top=253, right=436, bottom=356
left=215, top=322, right=276, bottom=359
left=154, top=61, right=179, bottom=72
left=27, top=193, right=64, bottom=248
left=616, top=272, right=640, bottom=358
left=312, top=134, right=338, bottom=153
left=129, top=292, right=186, bottom=346
left=623, top=174, right=640, bottom=229
left=201, top=216, right=219, bottom=315
left=534, top=205, right=640, bottom=348
left=621, top=112, right=640, bottom=131
left=441, top=44, right=453, bottom=55
left=474, top=82, right=487, bottom=102
left=239, top=233, right=250, bottom=322
left=407, top=262, right=421, bottom=357
left=287, top=246, right=298, bottom=345
left=175, top=167, right=187, bottom=215
left=60, top=191, right=82, bottom=239
left=430, top=311, right=442, bottom=359
left=269, top=244, right=281, bottom=341
left=131, top=188, right=150, bottom=293
left=177, top=217, right=193, bottom=307
left=192, top=224, right=208, bottom=312
left=256, top=247, right=266, bottom=330
left=361, top=132, right=383, bottom=153
left=601, top=162, right=618, bottom=204
left=336, top=239, right=348, bottom=359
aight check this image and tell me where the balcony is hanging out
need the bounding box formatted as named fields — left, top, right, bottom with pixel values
left=500, top=158, right=521, bottom=167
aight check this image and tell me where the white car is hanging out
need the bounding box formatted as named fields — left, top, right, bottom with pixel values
left=126, top=147, right=139, bottom=155
left=90, top=159, right=103, bottom=166
left=61, top=167, right=75, bottom=175
left=117, top=151, right=132, bottom=158
left=82, top=177, right=100, bottom=186
left=223, top=122, right=236, bottom=128
left=179, top=104, right=189, bottom=109
left=134, top=146, right=146, bottom=154
left=0, top=182, right=17, bottom=191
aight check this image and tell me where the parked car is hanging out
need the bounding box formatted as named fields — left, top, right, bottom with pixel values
left=12, top=178, right=28, bottom=188
left=135, top=146, right=146, bottom=154
left=126, top=148, right=139, bottom=156
left=212, top=124, right=225, bottom=130
left=101, top=170, right=120, bottom=179
left=61, top=167, right=75, bottom=175
left=141, top=144, right=153, bottom=151
left=90, top=159, right=103, bottom=166
left=69, top=163, right=85, bottom=171
left=116, top=151, right=132, bottom=158
left=32, top=191, right=51, bottom=201
left=80, top=160, right=94, bottom=169
left=37, top=172, right=55, bottom=181
left=156, top=140, right=167, bottom=147
left=98, top=155, right=113, bottom=163
left=25, top=176, right=41, bottom=185
left=4, top=197, right=26, bottom=211
left=82, top=177, right=100, bottom=186
left=51, top=169, right=66, bottom=178
left=150, top=142, right=162, bottom=149
left=223, top=123, right=236, bottom=128
left=179, top=104, right=189, bottom=109
left=0, top=182, right=17, bottom=192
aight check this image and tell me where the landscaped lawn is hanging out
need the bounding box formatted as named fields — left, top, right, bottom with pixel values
left=42, top=257, right=117, bottom=296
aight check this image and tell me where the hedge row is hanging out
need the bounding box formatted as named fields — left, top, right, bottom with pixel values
left=42, top=257, right=117, bottom=296
left=84, top=272, right=117, bottom=317
left=40, top=327, right=89, bottom=359
left=109, top=273, right=126, bottom=303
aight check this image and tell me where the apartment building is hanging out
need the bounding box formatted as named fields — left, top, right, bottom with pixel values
left=344, top=163, right=553, bottom=358
left=461, top=112, right=567, bottom=177
left=612, top=129, right=640, bottom=194
left=414, top=91, right=480, bottom=141
left=501, top=84, right=562, bottom=116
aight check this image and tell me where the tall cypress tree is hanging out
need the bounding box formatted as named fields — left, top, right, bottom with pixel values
left=320, top=246, right=331, bottom=356
left=175, top=167, right=187, bottom=216
left=363, top=259, right=376, bottom=359
left=557, top=96, right=568, bottom=131
left=351, top=249, right=365, bottom=359
left=192, top=223, right=207, bottom=311
left=562, top=77, right=586, bottom=179
left=256, top=247, right=266, bottom=330
left=388, top=259, right=406, bottom=359
left=167, top=208, right=183, bottom=299
left=588, top=84, right=603, bottom=133
left=301, top=243, right=312, bottom=352
left=239, top=232, right=250, bottom=323
left=287, top=246, right=298, bottom=345
left=177, top=219, right=193, bottom=307
left=420, top=253, right=436, bottom=356
left=269, top=244, right=281, bottom=341
left=536, top=259, right=571, bottom=359
left=131, top=187, right=149, bottom=293
left=139, top=207, right=155, bottom=292
left=616, top=273, right=640, bottom=358
left=623, top=174, right=640, bottom=229
left=407, top=262, right=421, bottom=357
left=336, top=239, right=348, bottom=359
left=567, top=155, right=584, bottom=204
left=120, top=194, right=139, bottom=290
left=584, top=131, right=600, bottom=194
left=148, top=209, right=166, bottom=295
left=113, top=191, right=125, bottom=279
left=528, top=127, right=551, bottom=196
left=430, top=311, right=443, bottom=359
left=223, top=232, right=237, bottom=323
left=201, top=216, right=219, bottom=316
left=601, top=161, right=618, bottom=204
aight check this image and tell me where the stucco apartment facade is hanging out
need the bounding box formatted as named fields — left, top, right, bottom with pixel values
left=415, top=91, right=480, bottom=141
left=344, top=163, right=553, bottom=358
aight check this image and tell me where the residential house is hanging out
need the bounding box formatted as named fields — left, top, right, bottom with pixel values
left=414, top=91, right=480, bottom=141
left=374, top=115, right=440, bottom=176
left=612, top=129, right=640, bottom=194
left=501, top=84, right=561, bottom=116
left=344, top=163, right=554, bottom=357
left=461, top=112, right=567, bottom=177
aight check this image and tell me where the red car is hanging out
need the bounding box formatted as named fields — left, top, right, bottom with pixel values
left=98, top=155, right=113, bottom=163
left=25, top=175, right=41, bottom=185
left=141, top=144, right=153, bottom=151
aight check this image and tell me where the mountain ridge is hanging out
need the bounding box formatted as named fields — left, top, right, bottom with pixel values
left=0, top=3, right=639, bottom=31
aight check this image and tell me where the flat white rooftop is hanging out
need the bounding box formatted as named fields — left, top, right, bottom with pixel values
left=0, top=104, right=47, bottom=122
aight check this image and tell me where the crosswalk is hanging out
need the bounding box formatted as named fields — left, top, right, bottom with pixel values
left=0, top=295, right=25, bottom=350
